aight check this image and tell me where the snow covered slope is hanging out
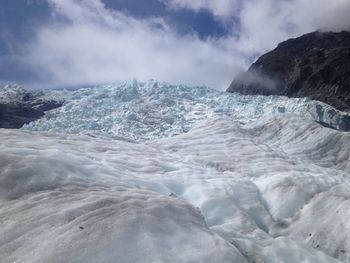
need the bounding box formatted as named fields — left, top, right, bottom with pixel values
left=1, top=81, right=350, bottom=262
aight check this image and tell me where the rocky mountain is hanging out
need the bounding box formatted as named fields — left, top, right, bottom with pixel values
left=0, top=85, right=63, bottom=128
left=227, top=31, right=350, bottom=112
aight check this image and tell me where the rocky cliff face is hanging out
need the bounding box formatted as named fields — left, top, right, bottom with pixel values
left=227, top=31, right=350, bottom=112
left=0, top=85, right=63, bottom=128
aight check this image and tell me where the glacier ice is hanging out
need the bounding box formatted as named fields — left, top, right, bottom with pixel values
left=1, top=81, right=350, bottom=262
left=22, top=80, right=350, bottom=140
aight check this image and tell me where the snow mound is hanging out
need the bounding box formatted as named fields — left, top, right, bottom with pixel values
left=22, top=80, right=350, bottom=141
left=2, top=113, right=350, bottom=262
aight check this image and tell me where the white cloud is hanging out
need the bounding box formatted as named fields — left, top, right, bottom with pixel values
left=236, top=0, right=350, bottom=54
left=15, top=0, right=350, bottom=90
left=17, top=0, right=246, bottom=90
left=164, top=0, right=350, bottom=54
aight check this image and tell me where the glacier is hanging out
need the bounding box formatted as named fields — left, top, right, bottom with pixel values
left=22, top=80, right=350, bottom=140
left=1, top=81, right=350, bottom=263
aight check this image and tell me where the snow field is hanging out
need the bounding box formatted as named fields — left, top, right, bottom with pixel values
left=2, top=114, right=350, bottom=262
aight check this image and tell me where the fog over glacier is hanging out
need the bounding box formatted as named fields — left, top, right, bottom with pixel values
left=1, top=81, right=350, bottom=262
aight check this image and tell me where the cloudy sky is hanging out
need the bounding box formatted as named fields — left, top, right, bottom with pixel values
left=0, top=0, right=350, bottom=89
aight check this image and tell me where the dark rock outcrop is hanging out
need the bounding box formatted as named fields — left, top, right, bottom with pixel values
left=0, top=103, right=45, bottom=129
left=0, top=85, right=63, bottom=129
left=228, top=31, right=350, bottom=112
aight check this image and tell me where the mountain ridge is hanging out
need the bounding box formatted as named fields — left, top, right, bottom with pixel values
left=0, top=85, right=63, bottom=128
left=227, top=31, right=350, bottom=111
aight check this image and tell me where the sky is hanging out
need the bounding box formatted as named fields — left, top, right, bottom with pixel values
left=0, top=0, right=350, bottom=90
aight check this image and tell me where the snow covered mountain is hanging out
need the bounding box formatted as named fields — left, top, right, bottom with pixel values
left=1, top=81, right=350, bottom=263
left=0, top=85, right=63, bottom=128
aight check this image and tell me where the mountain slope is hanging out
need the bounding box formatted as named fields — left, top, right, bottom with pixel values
left=227, top=31, right=350, bottom=111
left=0, top=85, right=63, bottom=128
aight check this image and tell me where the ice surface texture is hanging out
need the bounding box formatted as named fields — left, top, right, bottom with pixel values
left=1, top=81, right=350, bottom=262
left=22, top=80, right=350, bottom=140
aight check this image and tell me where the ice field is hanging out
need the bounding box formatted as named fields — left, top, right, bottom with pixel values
left=1, top=81, right=350, bottom=262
